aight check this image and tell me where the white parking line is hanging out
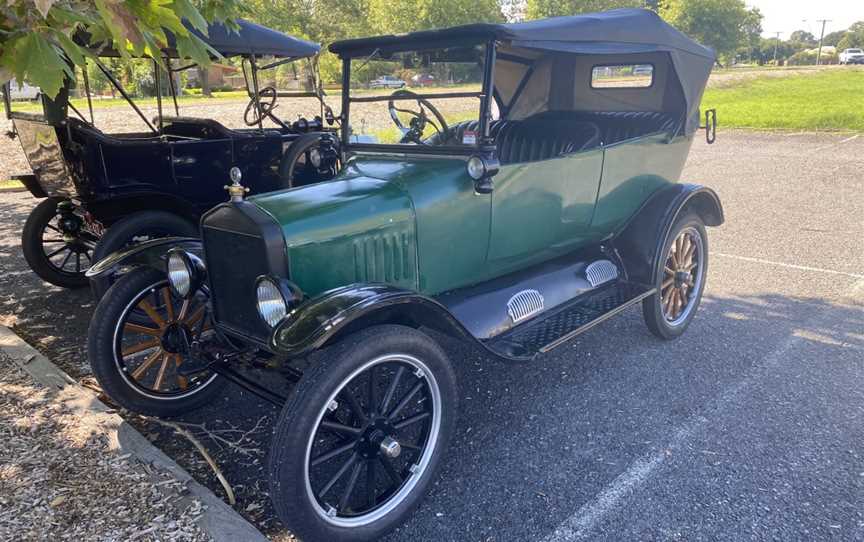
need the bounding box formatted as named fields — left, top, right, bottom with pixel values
left=542, top=280, right=864, bottom=541
left=713, top=252, right=864, bottom=279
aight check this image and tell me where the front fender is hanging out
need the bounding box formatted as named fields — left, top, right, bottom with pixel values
left=271, top=284, right=487, bottom=358
left=85, top=237, right=202, bottom=279
left=613, top=183, right=723, bottom=284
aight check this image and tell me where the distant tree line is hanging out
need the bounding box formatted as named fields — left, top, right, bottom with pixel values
left=739, top=21, right=864, bottom=66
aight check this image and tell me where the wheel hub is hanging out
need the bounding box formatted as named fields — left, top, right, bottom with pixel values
left=674, top=270, right=690, bottom=286
left=357, top=418, right=400, bottom=459
left=160, top=323, right=191, bottom=354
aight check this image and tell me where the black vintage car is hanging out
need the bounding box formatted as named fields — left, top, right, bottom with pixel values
left=3, top=19, right=340, bottom=289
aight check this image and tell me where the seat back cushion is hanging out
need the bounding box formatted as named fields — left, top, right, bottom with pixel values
left=529, top=111, right=679, bottom=146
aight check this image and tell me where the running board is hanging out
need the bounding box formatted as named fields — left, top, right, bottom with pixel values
left=485, top=282, right=655, bottom=359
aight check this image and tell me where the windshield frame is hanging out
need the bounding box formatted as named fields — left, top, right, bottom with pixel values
left=338, top=39, right=497, bottom=156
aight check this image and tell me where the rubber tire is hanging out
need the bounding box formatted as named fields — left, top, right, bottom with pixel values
left=268, top=325, right=459, bottom=542
left=22, top=197, right=91, bottom=289
left=278, top=133, right=331, bottom=187
left=90, top=210, right=198, bottom=302
left=642, top=213, right=709, bottom=340
left=87, top=266, right=226, bottom=417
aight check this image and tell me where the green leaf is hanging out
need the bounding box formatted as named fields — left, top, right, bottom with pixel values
left=172, top=0, right=209, bottom=35
left=14, top=33, right=71, bottom=98
left=51, top=30, right=87, bottom=66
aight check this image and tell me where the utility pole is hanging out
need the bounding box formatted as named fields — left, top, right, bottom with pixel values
left=816, top=19, right=831, bottom=66
left=772, top=32, right=782, bottom=65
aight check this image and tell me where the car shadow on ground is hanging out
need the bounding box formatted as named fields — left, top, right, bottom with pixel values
left=121, top=289, right=863, bottom=541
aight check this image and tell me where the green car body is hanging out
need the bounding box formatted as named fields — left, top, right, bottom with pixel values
left=250, top=132, right=693, bottom=299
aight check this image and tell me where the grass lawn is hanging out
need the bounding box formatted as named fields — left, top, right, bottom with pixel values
left=701, top=68, right=864, bottom=132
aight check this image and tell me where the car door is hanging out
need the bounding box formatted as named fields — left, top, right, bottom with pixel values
left=169, top=138, right=234, bottom=206
left=487, top=147, right=604, bottom=272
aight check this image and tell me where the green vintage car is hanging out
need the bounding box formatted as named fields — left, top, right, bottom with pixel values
left=86, top=9, right=721, bottom=541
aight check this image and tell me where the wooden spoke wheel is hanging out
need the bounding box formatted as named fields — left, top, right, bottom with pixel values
left=87, top=267, right=225, bottom=417
left=642, top=214, right=708, bottom=340
left=660, top=226, right=704, bottom=325
left=115, top=280, right=213, bottom=398
left=267, top=326, right=458, bottom=542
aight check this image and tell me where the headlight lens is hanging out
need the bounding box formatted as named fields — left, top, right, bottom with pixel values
left=167, top=252, right=192, bottom=298
left=467, top=156, right=486, bottom=180
left=309, top=147, right=322, bottom=168
left=256, top=277, right=288, bottom=328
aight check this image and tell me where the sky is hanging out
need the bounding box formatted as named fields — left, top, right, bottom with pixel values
left=746, top=0, right=863, bottom=39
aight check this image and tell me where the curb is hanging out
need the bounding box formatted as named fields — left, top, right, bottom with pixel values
left=0, top=325, right=269, bottom=542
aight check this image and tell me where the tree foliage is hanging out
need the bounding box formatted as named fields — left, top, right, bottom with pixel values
left=525, top=0, right=646, bottom=19
left=0, top=0, right=242, bottom=98
left=837, top=22, right=864, bottom=51
left=788, top=30, right=816, bottom=46
left=660, top=0, right=758, bottom=61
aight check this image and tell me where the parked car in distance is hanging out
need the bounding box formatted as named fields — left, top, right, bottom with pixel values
left=369, top=75, right=406, bottom=88
left=86, top=8, right=721, bottom=542
left=839, top=48, right=864, bottom=64
left=410, top=73, right=436, bottom=87
left=7, top=79, right=40, bottom=100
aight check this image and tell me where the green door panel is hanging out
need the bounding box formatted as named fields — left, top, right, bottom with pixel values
left=250, top=175, right=418, bottom=296
left=488, top=148, right=604, bottom=271
left=591, top=134, right=693, bottom=234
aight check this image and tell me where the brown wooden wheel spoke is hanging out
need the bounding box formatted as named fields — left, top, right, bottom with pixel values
left=661, top=277, right=674, bottom=290
left=664, top=266, right=675, bottom=277
left=177, top=298, right=191, bottom=321
left=138, top=299, right=166, bottom=329
left=153, top=352, right=171, bottom=391
left=123, top=323, right=162, bottom=336
left=122, top=338, right=161, bottom=357
left=163, top=288, right=175, bottom=321
left=131, top=348, right=164, bottom=380
left=184, top=305, right=206, bottom=327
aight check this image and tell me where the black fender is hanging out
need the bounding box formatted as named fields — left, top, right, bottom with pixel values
left=85, top=236, right=201, bottom=279
left=613, top=183, right=723, bottom=285
left=270, top=283, right=519, bottom=360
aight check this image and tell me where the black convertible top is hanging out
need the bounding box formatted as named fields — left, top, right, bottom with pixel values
left=85, top=19, right=320, bottom=59
left=329, top=9, right=712, bottom=60
left=331, top=9, right=714, bottom=135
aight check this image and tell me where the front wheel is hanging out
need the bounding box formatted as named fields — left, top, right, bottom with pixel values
left=642, top=213, right=709, bottom=340
left=268, top=325, right=458, bottom=541
left=87, top=267, right=225, bottom=417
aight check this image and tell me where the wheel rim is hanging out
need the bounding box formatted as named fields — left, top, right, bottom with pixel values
left=304, top=354, right=442, bottom=527
left=112, top=279, right=218, bottom=400
left=660, top=226, right=704, bottom=326
left=40, top=214, right=96, bottom=277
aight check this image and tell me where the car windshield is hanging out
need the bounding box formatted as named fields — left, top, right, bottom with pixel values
left=347, top=44, right=490, bottom=147
left=848, top=49, right=863, bottom=53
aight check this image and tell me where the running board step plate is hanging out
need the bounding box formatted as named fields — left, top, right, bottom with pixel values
left=486, top=281, right=654, bottom=359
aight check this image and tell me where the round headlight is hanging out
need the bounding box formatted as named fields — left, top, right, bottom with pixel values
left=167, top=251, right=192, bottom=298
left=309, top=147, right=322, bottom=168
left=466, top=156, right=486, bottom=180
left=256, top=277, right=288, bottom=328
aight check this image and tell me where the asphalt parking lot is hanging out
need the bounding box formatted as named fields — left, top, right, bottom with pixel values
left=1, top=130, right=862, bottom=541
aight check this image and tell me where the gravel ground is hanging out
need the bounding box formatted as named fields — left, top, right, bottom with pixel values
left=1, top=117, right=863, bottom=541
left=0, top=352, right=211, bottom=541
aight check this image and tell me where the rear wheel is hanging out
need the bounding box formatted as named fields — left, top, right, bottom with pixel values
left=87, top=267, right=225, bottom=417
left=268, top=325, right=458, bottom=541
left=90, top=210, right=198, bottom=302
left=642, top=213, right=709, bottom=339
left=21, top=197, right=97, bottom=288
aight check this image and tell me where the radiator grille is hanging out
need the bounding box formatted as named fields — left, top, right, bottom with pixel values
left=202, top=226, right=272, bottom=341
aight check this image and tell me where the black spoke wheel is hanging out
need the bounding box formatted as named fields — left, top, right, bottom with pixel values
left=87, top=267, right=226, bottom=417
left=22, top=197, right=98, bottom=288
left=642, top=213, right=709, bottom=340
left=268, top=325, right=458, bottom=541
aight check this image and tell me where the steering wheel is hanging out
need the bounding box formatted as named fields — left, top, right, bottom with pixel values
left=244, top=86, right=278, bottom=126
left=387, top=89, right=449, bottom=144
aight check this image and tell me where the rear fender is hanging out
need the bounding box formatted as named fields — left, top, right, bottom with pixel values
left=613, top=183, right=723, bottom=285
left=270, top=284, right=515, bottom=359
left=86, top=237, right=201, bottom=279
